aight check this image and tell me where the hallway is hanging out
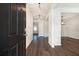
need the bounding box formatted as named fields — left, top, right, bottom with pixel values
left=26, top=3, right=79, bottom=56
left=26, top=37, right=79, bottom=56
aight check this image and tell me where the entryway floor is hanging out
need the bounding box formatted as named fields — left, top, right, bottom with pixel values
left=26, top=37, right=79, bottom=56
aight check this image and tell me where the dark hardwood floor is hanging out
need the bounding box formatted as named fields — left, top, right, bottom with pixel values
left=26, top=37, right=79, bottom=56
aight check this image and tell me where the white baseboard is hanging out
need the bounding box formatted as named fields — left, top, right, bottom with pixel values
left=38, top=35, right=48, bottom=38
left=61, top=36, right=79, bottom=40
left=48, top=42, right=55, bottom=48
left=54, top=44, right=61, bottom=46
left=26, top=39, right=32, bottom=49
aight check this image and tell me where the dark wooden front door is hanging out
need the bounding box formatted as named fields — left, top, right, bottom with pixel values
left=0, top=3, right=26, bottom=56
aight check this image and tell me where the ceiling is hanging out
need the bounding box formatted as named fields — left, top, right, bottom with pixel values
left=27, top=3, right=52, bottom=20
left=54, top=3, right=79, bottom=8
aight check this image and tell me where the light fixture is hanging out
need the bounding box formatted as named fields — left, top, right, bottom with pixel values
left=38, top=3, right=41, bottom=19
left=61, top=16, right=65, bottom=25
left=38, top=3, right=40, bottom=8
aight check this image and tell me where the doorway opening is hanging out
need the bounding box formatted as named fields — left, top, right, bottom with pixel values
left=61, top=13, right=79, bottom=54
left=33, top=22, right=39, bottom=41
left=61, top=13, right=79, bottom=39
left=33, top=18, right=49, bottom=42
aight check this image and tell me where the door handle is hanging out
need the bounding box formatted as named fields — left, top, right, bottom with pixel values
left=24, top=34, right=28, bottom=36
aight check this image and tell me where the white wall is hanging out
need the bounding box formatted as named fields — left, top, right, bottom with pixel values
left=53, top=7, right=61, bottom=46
left=48, top=6, right=55, bottom=48
left=61, top=13, right=79, bottom=39
left=43, top=19, right=48, bottom=37
left=26, top=4, right=33, bottom=49
left=38, top=19, right=44, bottom=36
left=47, top=5, right=61, bottom=48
